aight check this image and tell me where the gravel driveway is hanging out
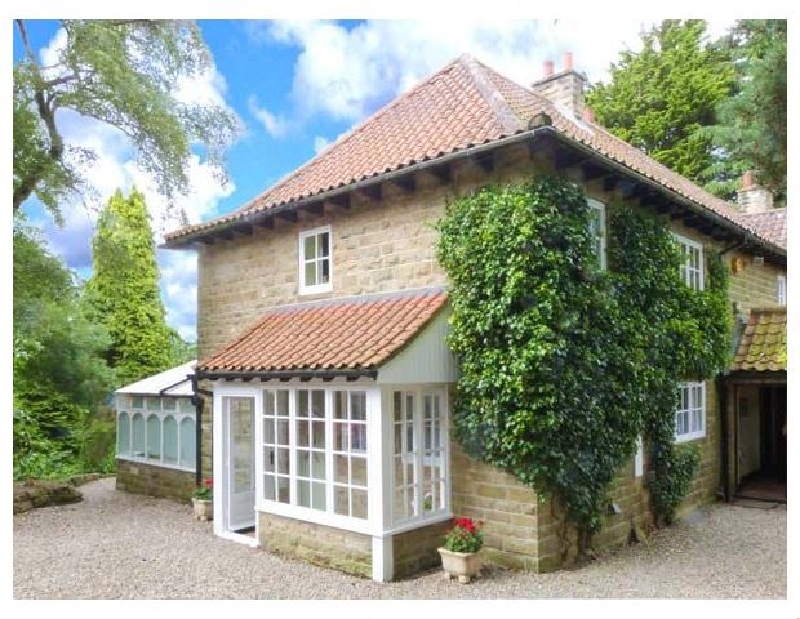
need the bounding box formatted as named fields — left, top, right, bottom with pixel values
left=13, top=477, right=786, bottom=599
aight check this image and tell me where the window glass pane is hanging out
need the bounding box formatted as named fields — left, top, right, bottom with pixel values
left=276, top=391, right=289, bottom=416
left=334, top=485, right=349, bottom=516
left=297, top=391, right=309, bottom=418
left=297, top=420, right=309, bottom=447
left=304, top=234, right=316, bottom=260
left=334, top=454, right=348, bottom=484
left=311, top=390, right=325, bottom=418
left=116, top=395, right=129, bottom=410
left=297, top=451, right=310, bottom=477
left=275, top=448, right=289, bottom=474
left=312, top=420, right=326, bottom=448
left=132, top=413, right=145, bottom=457
left=276, top=420, right=289, bottom=445
left=264, top=446, right=275, bottom=473
left=264, top=418, right=275, bottom=444
left=304, top=261, right=317, bottom=287
left=277, top=477, right=290, bottom=503
left=394, top=425, right=402, bottom=455
left=178, top=398, right=194, bottom=414
left=163, top=415, right=178, bottom=464
left=320, top=232, right=329, bottom=258
left=118, top=412, right=130, bottom=455
left=131, top=396, right=144, bottom=409
left=394, top=391, right=402, bottom=422
left=162, top=398, right=176, bottom=410
left=351, top=425, right=367, bottom=452
left=146, top=397, right=161, bottom=411
left=297, top=480, right=310, bottom=507
left=406, top=394, right=414, bottom=420
left=321, top=257, right=330, bottom=283
left=351, top=392, right=366, bottom=420
left=334, top=423, right=347, bottom=451
left=312, top=482, right=326, bottom=510
left=180, top=417, right=195, bottom=468
left=351, top=457, right=367, bottom=486
left=311, top=452, right=326, bottom=479
left=264, top=391, right=275, bottom=416
left=264, top=476, right=276, bottom=501
left=351, top=489, right=368, bottom=520
left=334, top=391, right=346, bottom=419
left=146, top=415, right=161, bottom=459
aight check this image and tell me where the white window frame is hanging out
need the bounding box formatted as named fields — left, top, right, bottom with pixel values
left=674, top=381, right=706, bottom=443
left=672, top=232, right=704, bottom=291
left=116, top=394, right=196, bottom=472
left=777, top=275, right=786, bottom=306
left=298, top=225, right=333, bottom=295
left=587, top=198, right=607, bottom=270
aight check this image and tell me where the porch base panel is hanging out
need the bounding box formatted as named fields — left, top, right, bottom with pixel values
left=115, top=459, right=195, bottom=503
left=257, top=511, right=373, bottom=578
left=392, top=520, right=452, bottom=579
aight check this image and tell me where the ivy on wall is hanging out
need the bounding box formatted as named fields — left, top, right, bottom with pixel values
left=436, top=176, right=731, bottom=555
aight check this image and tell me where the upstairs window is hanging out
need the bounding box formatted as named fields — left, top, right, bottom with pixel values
left=777, top=275, right=786, bottom=306
left=673, top=233, right=704, bottom=290
left=587, top=199, right=606, bottom=270
left=299, top=226, right=332, bottom=295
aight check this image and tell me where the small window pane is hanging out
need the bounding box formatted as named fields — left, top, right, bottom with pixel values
left=132, top=413, right=145, bottom=457
left=297, top=480, right=311, bottom=507
left=146, top=397, right=161, bottom=411
left=311, top=390, right=325, bottom=418
left=351, top=425, right=367, bottom=452
left=311, top=452, right=326, bottom=479
left=163, top=415, right=178, bottom=464
left=277, top=477, right=290, bottom=503
left=305, top=261, right=317, bottom=287
left=276, top=420, right=289, bottom=445
left=304, top=235, right=316, bottom=260
left=118, top=412, right=130, bottom=456
left=393, top=392, right=402, bottom=422
left=297, top=421, right=309, bottom=447
left=334, top=486, right=349, bottom=516
left=297, top=391, right=309, bottom=418
left=146, top=415, right=161, bottom=460
left=276, top=391, right=289, bottom=416
left=264, top=476, right=276, bottom=501
left=297, top=451, right=310, bottom=477
left=334, top=391, right=346, bottom=419
left=312, top=482, right=326, bottom=510
left=162, top=398, right=176, bottom=410
left=321, top=257, right=330, bottom=283
left=351, top=392, right=366, bottom=420
left=264, top=418, right=275, bottom=444
left=351, top=456, right=367, bottom=486
left=264, top=446, right=275, bottom=473
left=351, top=489, right=368, bottom=520
left=275, top=448, right=289, bottom=474
left=131, top=396, right=144, bottom=409
left=178, top=398, right=194, bottom=414
left=180, top=417, right=196, bottom=468
left=334, top=454, right=348, bottom=484
left=264, top=391, right=275, bottom=416
left=334, top=423, right=347, bottom=452
left=312, top=421, right=325, bottom=448
left=320, top=232, right=330, bottom=258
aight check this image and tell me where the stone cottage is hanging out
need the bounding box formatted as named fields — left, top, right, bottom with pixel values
left=161, top=53, right=787, bottom=581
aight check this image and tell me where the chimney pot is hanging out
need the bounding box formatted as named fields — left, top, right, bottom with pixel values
left=564, top=51, right=574, bottom=72
left=543, top=60, right=554, bottom=78
left=742, top=170, right=755, bottom=190
left=582, top=107, right=595, bottom=123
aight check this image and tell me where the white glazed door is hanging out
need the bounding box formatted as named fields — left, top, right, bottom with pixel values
left=227, top=397, right=255, bottom=531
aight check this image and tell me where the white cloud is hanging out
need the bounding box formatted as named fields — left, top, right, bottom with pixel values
left=263, top=19, right=736, bottom=123
left=247, top=95, right=289, bottom=138
left=313, top=135, right=330, bottom=154
left=28, top=27, right=239, bottom=341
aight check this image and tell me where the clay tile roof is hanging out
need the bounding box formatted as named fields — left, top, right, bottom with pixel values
left=198, top=289, right=448, bottom=375
left=740, top=209, right=787, bottom=249
left=164, top=54, right=783, bottom=255
left=732, top=308, right=787, bottom=372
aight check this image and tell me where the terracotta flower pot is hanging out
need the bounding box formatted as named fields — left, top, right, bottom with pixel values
left=438, top=547, right=482, bottom=583
left=192, top=498, right=213, bottom=521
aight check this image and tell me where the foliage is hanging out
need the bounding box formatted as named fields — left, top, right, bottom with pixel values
left=193, top=478, right=213, bottom=500
left=13, top=223, right=117, bottom=481
left=703, top=20, right=786, bottom=202
left=443, top=517, right=484, bottom=553
left=586, top=20, right=735, bottom=197
left=436, top=176, right=730, bottom=556
left=84, top=188, right=177, bottom=387
left=649, top=443, right=702, bottom=525
left=13, top=19, right=238, bottom=218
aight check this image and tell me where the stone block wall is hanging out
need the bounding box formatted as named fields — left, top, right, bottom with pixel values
left=258, top=512, right=372, bottom=578
left=115, top=459, right=196, bottom=503
left=392, top=520, right=452, bottom=579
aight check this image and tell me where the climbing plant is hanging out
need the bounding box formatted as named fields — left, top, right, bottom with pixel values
left=436, top=176, right=730, bottom=557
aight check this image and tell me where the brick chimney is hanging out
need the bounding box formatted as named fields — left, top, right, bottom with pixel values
left=737, top=171, right=774, bottom=214
left=530, top=51, right=587, bottom=117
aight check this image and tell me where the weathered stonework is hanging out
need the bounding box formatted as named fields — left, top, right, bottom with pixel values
left=115, top=459, right=195, bottom=503
left=392, top=520, right=452, bottom=579
left=258, top=512, right=372, bottom=578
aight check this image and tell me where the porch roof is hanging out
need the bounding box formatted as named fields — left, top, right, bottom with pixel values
left=197, top=289, right=448, bottom=377
left=115, top=360, right=196, bottom=396
left=731, top=308, right=787, bottom=372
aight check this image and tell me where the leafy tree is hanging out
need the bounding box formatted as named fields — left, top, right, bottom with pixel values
left=13, top=19, right=238, bottom=219
left=84, top=187, right=176, bottom=386
left=586, top=20, right=734, bottom=194
left=704, top=20, right=786, bottom=202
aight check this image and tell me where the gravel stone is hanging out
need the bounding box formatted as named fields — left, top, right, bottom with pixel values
left=13, top=478, right=786, bottom=599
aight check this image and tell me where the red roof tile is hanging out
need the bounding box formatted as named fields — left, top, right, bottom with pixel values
left=198, top=290, right=448, bottom=374
left=740, top=209, right=787, bottom=249
left=732, top=308, right=787, bottom=372
left=164, top=54, right=783, bottom=254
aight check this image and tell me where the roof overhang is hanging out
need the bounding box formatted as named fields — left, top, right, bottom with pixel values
left=195, top=368, right=378, bottom=382
left=161, top=125, right=786, bottom=266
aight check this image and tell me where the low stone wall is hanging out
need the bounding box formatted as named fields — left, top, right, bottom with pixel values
left=258, top=511, right=372, bottom=578
left=115, top=459, right=195, bottom=503
left=392, top=519, right=452, bottom=579
left=13, top=480, right=83, bottom=514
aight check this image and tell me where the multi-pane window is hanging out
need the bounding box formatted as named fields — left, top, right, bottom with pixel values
left=260, top=388, right=369, bottom=522
left=116, top=395, right=196, bottom=471
left=675, top=381, right=705, bottom=442
left=777, top=275, right=786, bottom=306
left=299, top=226, right=332, bottom=294
left=262, top=390, right=290, bottom=503
left=333, top=391, right=368, bottom=519
left=673, top=233, right=704, bottom=290
left=392, top=389, right=449, bottom=525
left=587, top=199, right=606, bottom=270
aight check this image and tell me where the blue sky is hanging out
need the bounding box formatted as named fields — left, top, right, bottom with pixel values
left=14, top=18, right=735, bottom=342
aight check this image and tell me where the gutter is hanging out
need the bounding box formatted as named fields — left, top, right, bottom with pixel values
left=194, top=368, right=379, bottom=382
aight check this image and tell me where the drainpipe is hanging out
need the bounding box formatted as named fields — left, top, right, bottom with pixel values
left=717, top=374, right=729, bottom=502
left=190, top=374, right=213, bottom=486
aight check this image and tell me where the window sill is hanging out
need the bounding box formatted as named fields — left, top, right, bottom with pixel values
left=116, top=455, right=196, bottom=473
left=299, top=283, right=333, bottom=296
left=674, top=432, right=705, bottom=444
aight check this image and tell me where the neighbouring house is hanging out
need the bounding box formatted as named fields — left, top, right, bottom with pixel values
left=115, top=361, right=198, bottom=502
left=161, top=52, right=787, bottom=581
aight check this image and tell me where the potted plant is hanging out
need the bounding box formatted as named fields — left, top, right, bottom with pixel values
left=438, top=516, right=484, bottom=583
left=192, top=478, right=213, bottom=521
